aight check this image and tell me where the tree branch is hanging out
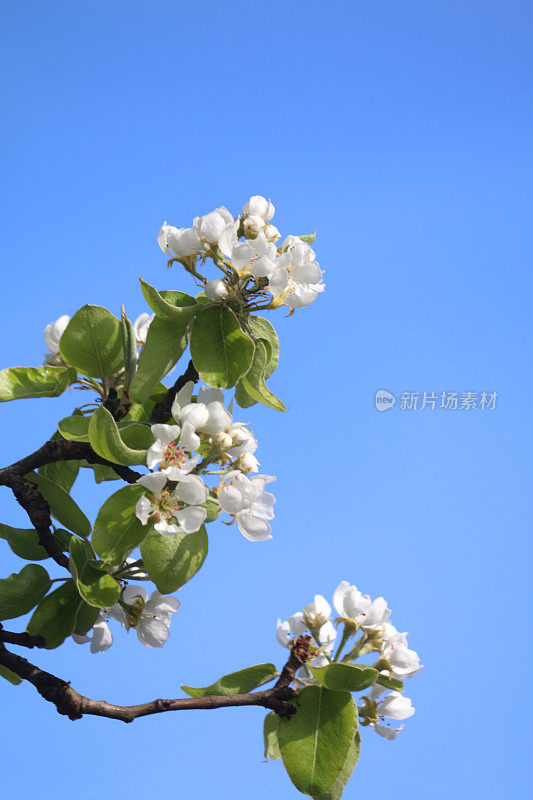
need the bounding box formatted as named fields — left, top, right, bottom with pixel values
left=0, top=473, right=69, bottom=568
left=0, top=439, right=142, bottom=485
left=0, top=440, right=142, bottom=568
left=149, top=360, right=199, bottom=424
left=0, top=624, right=46, bottom=649
left=0, top=636, right=310, bottom=723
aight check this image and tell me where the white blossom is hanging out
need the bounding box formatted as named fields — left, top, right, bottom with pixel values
left=242, top=195, right=275, bottom=222
left=157, top=223, right=201, bottom=258
left=382, top=635, right=423, bottom=679
left=303, top=595, right=332, bottom=629
left=243, top=214, right=266, bottom=238
left=133, top=313, right=154, bottom=345
left=233, top=451, right=259, bottom=473
left=204, top=278, right=230, bottom=301
left=362, top=687, right=415, bottom=740
left=146, top=424, right=200, bottom=479
left=110, top=586, right=180, bottom=647
left=269, top=236, right=325, bottom=308
left=217, top=471, right=275, bottom=541
left=43, top=314, right=70, bottom=366
left=72, top=613, right=113, bottom=654
left=135, top=472, right=207, bottom=536
left=195, top=207, right=234, bottom=244
left=333, top=581, right=390, bottom=630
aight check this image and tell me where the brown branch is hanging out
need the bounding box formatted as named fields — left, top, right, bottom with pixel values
left=0, top=439, right=142, bottom=485
left=0, top=624, right=46, bottom=649
left=0, top=636, right=310, bottom=723
left=149, top=360, right=199, bottom=424
left=1, top=473, right=69, bottom=568
left=0, top=440, right=142, bottom=568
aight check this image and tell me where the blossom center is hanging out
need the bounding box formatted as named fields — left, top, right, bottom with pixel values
left=152, top=490, right=179, bottom=522
left=161, top=440, right=188, bottom=470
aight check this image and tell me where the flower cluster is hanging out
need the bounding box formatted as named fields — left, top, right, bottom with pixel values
left=277, top=581, right=422, bottom=740
left=134, top=380, right=276, bottom=541
left=73, top=583, right=180, bottom=652
left=157, top=195, right=325, bottom=310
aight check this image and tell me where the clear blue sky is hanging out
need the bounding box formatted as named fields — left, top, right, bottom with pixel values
left=1, top=2, right=531, bottom=798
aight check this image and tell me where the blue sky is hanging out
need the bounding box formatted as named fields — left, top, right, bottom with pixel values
left=0, top=1, right=532, bottom=798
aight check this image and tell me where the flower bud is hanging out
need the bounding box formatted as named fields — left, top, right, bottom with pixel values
left=242, top=196, right=275, bottom=222
left=230, top=427, right=249, bottom=447
left=234, top=452, right=259, bottom=473
left=204, top=279, right=230, bottom=302
left=214, top=431, right=233, bottom=449
left=195, top=207, right=234, bottom=244
left=243, top=214, right=265, bottom=239
left=263, top=223, right=281, bottom=242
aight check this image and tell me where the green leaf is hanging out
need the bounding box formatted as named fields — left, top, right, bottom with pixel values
left=201, top=495, right=221, bottom=523
left=237, top=341, right=286, bottom=411
left=0, top=366, right=77, bottom=402
left=299, top=232, right=317, bottom=244
left=60, top=413, right=152, bottom=450
left=92, top=485, right=149, bottom=565
left=310, top=663, right=378, bottom=693
left=314, top=729, right=361, bottom=800
left=182, top=663, right=278, bottom=698
left=26, top=579, right=81, bottom=649
left=140, top=525, right=208, bottom=594
left=375, top=674, right=404, bottom=692
left=0, top=665, right=22, bottom=685
left=130, top=316, right=191, bottom=403
left=119, top=422, right=154, bottom=450
left=121, top=306, right=137, bottom=391
left=39, top=430, right=79, bottom=491
left=0, top=564, right=51, bottom=620
left=74, top=600, right=100, bottom=636
left=234, top=379, right=257, bottom=408
left=140, top=278, right=200, bottom=321
left=264, top=712, right=281, bottom=760
left=0, top=523, right=50, bottom=560
left=123, top=383, right=168, bottom=423
left=25, top=472, right=91, bottom=538
left=190, top=306, right=254, bottom=389
left=79, top=462, right=120, bottom=483
left=278, top=686, right=358, bottom=799
left=59, top=304, right=124, bottom=379
left=58, top=414, right=90, bottom=441
left=69, top=537, right=121, bottom=608
left=249, top=316, right=279, bottom=378
left=0, top=523, right=71, bottom=561
left=88, top=406, right=147, bottom=466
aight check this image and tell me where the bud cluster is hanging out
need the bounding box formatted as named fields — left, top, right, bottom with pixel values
left=277, top=580, right=422, bottom=740
left=157, top=195, right=325, bottom=310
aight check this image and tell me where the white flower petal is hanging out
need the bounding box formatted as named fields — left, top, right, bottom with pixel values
left=172, top=474, right=209, bottom=506
left=137, top=617, right=170, bottom=647
left=122, top=584, right=148, bottom=605
left=175, top=505, right=207, bottom=534
left=236, top=511, right=272, bottom=541
left=135, top=494, right=154, bottom=525
left=373, top=723, right=404, bottom=740
left=136, top=472, right=167, bottom=494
